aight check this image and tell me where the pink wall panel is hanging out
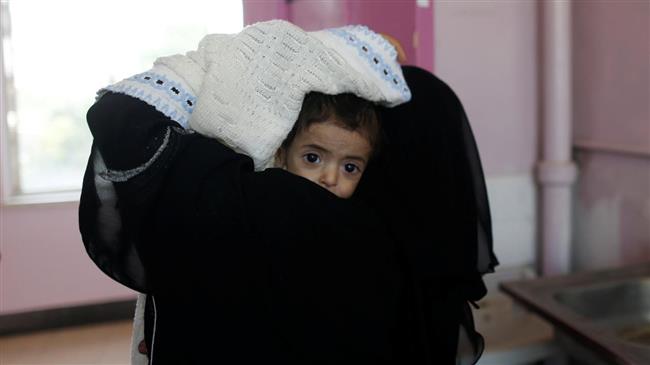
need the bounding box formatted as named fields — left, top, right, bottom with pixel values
left=572, top=1, right=650, bottom=153
left=345, top=0, right=416, bottom=64
left=574, top=151, right=650, bottom=269
left=0, top=203, right=135, bottom=315
left=415, top=1, right=434, bottom=72
left=244, top=0, right=434, bottom=72
left=243, top=0, right=289, bottom=25
left=290, top=0, right=346, bottom=30
left=433, top=2, right=538, bottom=176
left=571, top=1, right=650, bottom=270
left=291, top=0, right=433, bottom=71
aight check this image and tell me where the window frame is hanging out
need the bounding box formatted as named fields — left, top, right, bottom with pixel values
left=0, top=1, right=246, bottom=206
left=1, top=2, right=80, bottom=206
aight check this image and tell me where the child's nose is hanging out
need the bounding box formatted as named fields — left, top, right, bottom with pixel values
left=319, top=165, right=338, bottom=187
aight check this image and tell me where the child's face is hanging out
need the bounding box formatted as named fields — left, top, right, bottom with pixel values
left=277, top=119, right=372, bottom=199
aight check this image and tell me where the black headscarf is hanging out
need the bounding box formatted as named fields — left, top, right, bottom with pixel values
left=355, top=66, right=499, bottom=364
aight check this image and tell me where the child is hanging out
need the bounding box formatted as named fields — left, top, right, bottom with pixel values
left=275, top=92, right=380, bottom=199
left=81, top=20, right=412, bottom=364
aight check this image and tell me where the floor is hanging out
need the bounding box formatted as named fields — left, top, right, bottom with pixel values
left=0, top=320, right=132, bottom=365
left=0, top=303, right=556, bottom=365
left=473, top=293, right=559, bottom=365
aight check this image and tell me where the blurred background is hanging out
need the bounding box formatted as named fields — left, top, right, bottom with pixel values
left=0, top=0, right=648, bottom=364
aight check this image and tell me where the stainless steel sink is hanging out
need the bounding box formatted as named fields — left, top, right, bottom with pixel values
left=501, top=264, right=650, bottom=365
left=554, top=278, right=650, bottom=319
left=553, top=277, right=650, bottom=346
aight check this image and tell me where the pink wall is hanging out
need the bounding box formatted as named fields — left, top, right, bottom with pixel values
left=0, top=202, right=134, bottom=315
left=572, top=1, right=650, bottom=153
left=574, top=152, right=650, bottom=269
left=408, top=0, right=649, bottom=273
left=415, top=2, right=434, bottom=71
left=433, top=2, right=538, bottom=176
left=243, top=0, right=434, bottom=72
left=243, top=0, right=289, bottom=25
left=344, top=0, right=416, bottom=63
left=572, top=1, right=650, bottom=270
left=290, top=0, right=346, bottom=30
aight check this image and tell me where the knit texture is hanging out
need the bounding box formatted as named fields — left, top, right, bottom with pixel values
left=98, top=20, right=410, bottom=170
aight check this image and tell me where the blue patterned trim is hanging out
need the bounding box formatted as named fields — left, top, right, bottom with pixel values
left=327, top=26, right=411, bottom=101
left=102, top=72, right=196, bottom=128
left=129, top=72, right=196, bottom=114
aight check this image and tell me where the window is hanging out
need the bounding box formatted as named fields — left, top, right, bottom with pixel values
left=1, top=0, right=243, bottom=201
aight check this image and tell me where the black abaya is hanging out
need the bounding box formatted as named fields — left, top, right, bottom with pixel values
left=79, top=66, right=497, bottom=364
left=356, top=66, right=499, bottom=364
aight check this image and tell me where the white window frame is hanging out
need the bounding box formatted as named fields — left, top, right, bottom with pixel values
left=1, top=2, right=80, bottom=205
left=0, top=1, right=245, bottom=206
left=0, top=2, right=86, bottom=205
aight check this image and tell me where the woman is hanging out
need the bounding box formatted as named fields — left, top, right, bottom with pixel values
left=79, top=21, right=497, bottom=363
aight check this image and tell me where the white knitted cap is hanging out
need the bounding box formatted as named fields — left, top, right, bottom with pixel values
left=188, top=20, right=411, bottom=170
left=309, top=25, right=411, bottom=107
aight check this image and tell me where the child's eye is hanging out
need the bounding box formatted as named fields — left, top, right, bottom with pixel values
left=303, top=153, right=321, bottom=164
left=344, top=163, right=360, bottom=174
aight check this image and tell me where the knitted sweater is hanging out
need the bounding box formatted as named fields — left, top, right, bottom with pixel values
left=99, top=20, right=410, bottom=170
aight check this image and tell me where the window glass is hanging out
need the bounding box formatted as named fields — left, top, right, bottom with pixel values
left=3, top=0, right=243, bottom=194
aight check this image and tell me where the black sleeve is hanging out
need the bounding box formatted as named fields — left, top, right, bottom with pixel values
left=80, top=92, right=189, bottom=292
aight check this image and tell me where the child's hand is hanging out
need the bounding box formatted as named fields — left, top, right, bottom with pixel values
left=380, top=33, right=407, bottom=64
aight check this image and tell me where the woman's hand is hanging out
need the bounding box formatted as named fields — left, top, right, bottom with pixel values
left=380, top=33, right=407, bottom=64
